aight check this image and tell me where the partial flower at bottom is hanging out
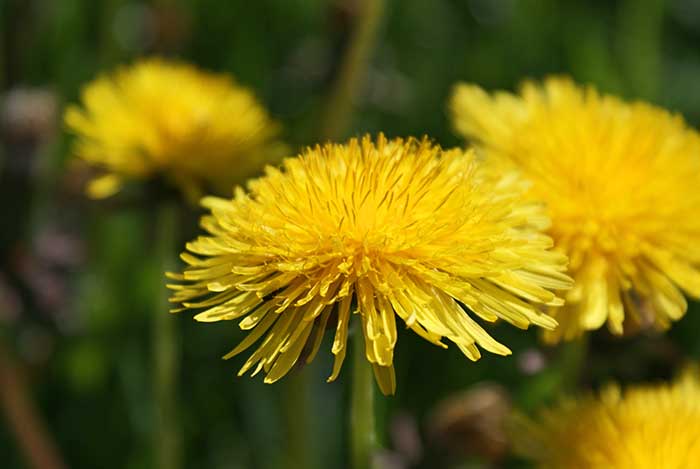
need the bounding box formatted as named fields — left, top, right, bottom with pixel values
left=450, top=77, right=700, bottom=342
left=513, top=368, right=700, bottom=468
left=167, top=134, right=571, bottom=395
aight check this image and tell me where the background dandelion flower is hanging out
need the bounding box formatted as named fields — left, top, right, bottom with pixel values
left=64, top=58, right=284, bottom=200
left=450, top=77, right=700, bottom=342
left=167, top=134, right=570, bottom=395
left=514, top=369, right=700, bottom=468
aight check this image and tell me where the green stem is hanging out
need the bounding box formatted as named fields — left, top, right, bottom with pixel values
left=283, top=369, right=311, bottom=469
left=617, top=0, right=666, bottom=100
left=559, top=335, right=589, bottom=393
left=99, top=0, right=127, bottom=67
left=350, top=328, right=376, bottom=469
left=320, top=0, right=386, bottom=141
left=154, top=202, right=182, bottom=469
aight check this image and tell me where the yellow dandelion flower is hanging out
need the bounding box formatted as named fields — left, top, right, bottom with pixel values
left=514, top=368, right=700, bottom=468
left=64, top=58, right=283, bottom=200
left=167, top=134, right=570, bottom=395
left=450, top=77, right=700, bottom=342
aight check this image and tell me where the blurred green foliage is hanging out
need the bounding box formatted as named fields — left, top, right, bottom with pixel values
left=2, top=0, right=700, bottom=468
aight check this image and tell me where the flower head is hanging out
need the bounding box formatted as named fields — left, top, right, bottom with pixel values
left=450, top=77, right=700, bottom=342
left=65, top=58, right=283, bottom=200
left=167, top=134, right=570, bottom=394
left=514, top=368, right=700, bottom=468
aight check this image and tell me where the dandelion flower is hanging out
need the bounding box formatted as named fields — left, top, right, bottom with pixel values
left=167, top=134, right=570, bottom=395
left=514, top=369, right=700, bottom=468
left=450, top=77, right=700, bottom=342
left=64, top=58, right=283, bottom=200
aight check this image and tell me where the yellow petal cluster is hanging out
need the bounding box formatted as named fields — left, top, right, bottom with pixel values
left=65, top=58, right=283, bottom=200
left=514, top=368, right=700, bottom=468
left=168, top=134, right=570, bottom=394
left=450, top=77, right=700, bottom=342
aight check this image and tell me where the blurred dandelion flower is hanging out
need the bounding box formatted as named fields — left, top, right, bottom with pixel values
left=514, top=368, right=700, bottom=468
left=450, top=77, right=700, bottom=342
left=64, top=58, right=283, bottom=200
left=167, top=134, right=570, bottom=395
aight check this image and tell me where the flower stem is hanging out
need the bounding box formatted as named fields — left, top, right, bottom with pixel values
left=154, top=201, right=182, bottom=469
left=0, top=341, right=67, bottom=469
left=559, top=336, right=589, bottom=392
left=321, top=0, right=386, bottom=141
left=283, top=369, right=311, bottom=469
left=350, top=328, right=376, bottom=469
left=617, top=0, right=665, bottom=100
